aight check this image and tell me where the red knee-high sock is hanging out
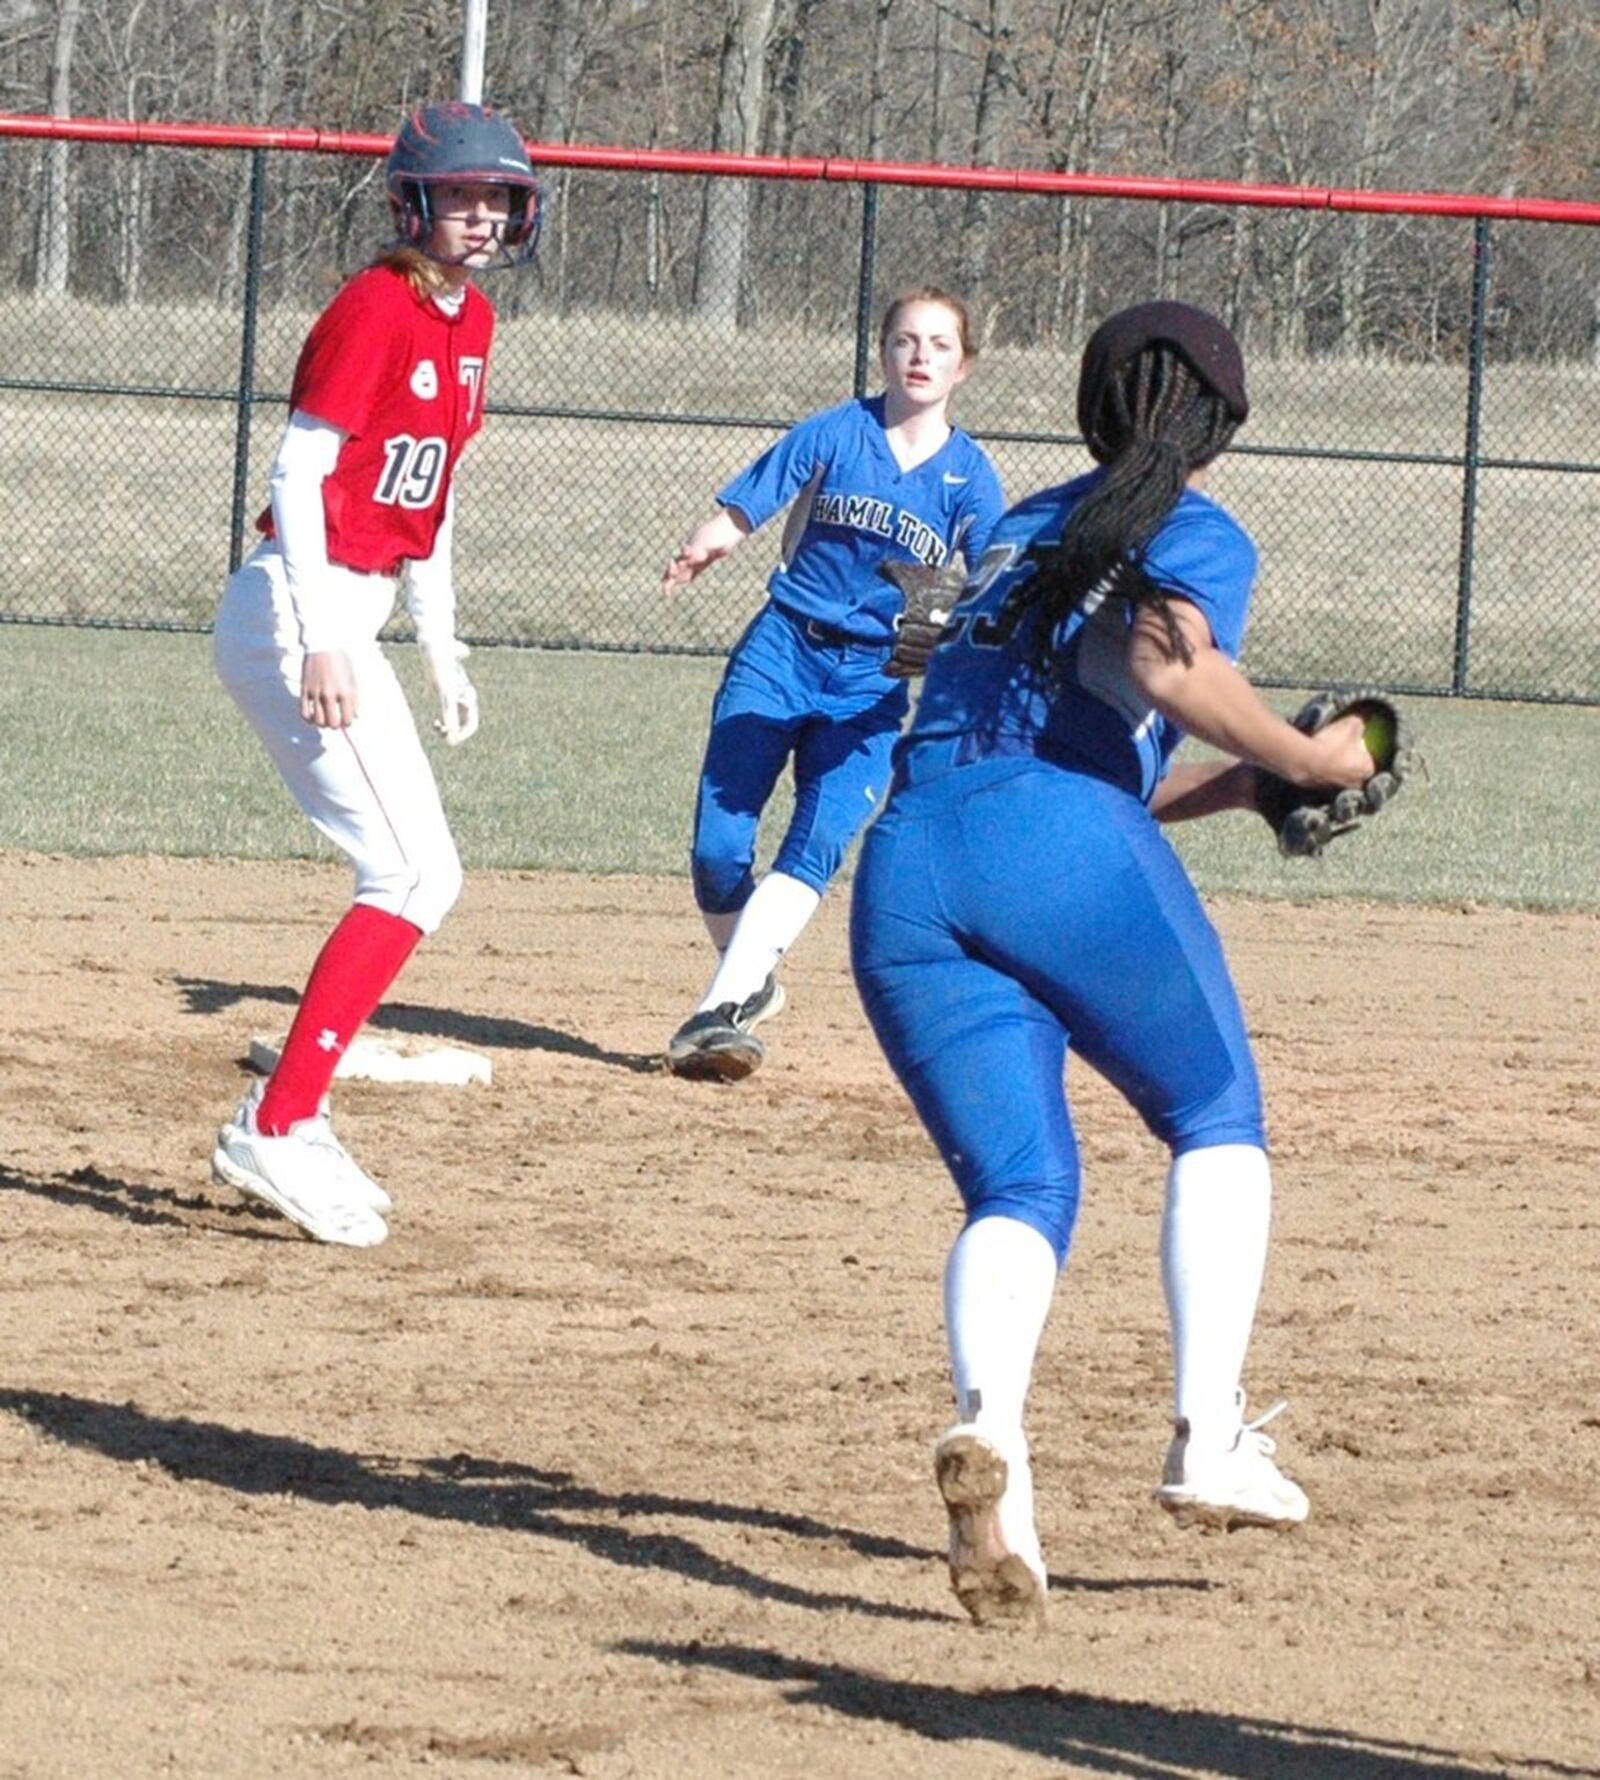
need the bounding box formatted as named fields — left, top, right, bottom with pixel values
left=257, top=904, right=423, bottom=1134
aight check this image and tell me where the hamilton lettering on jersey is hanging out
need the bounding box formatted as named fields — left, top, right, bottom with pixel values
left=814, top=492, right=892, bottom=535
left=894, top=511, right=948, bottom=566
left=814, top=493, right=950, bottom=567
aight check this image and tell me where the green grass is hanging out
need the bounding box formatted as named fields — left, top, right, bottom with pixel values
left=5, top=295, right=1600, bottom=699
left=0, top=625, right=1595, bottom=910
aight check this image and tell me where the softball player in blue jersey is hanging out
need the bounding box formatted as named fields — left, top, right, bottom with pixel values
left=660, top=288, right=1005, bottom=1082
left=850, top=302, right=1379, bottom=1626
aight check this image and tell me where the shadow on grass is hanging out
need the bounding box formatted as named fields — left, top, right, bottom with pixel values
left=0, top=1161, right=286, bottom=1238
left=618, top=1640, right=1597, bottom=1780
left=172, top=976, right=661, bottom=1074
left=0, top=1392, right=1214, bottom=1623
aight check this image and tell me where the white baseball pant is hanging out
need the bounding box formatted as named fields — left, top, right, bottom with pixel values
left=213, top=541, right=463, bottom=935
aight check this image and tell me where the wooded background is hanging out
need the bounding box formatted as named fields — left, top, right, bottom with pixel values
left=3, top=0, right=1597, bottom=356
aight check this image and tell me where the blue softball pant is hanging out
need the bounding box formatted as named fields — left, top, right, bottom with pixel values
left=691, top=602, right=909, bottom=914
left=849, top=755, right=1266, bottom=1265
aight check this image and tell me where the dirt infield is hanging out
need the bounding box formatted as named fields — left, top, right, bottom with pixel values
left=1, top=851, right=1597, bottom=1779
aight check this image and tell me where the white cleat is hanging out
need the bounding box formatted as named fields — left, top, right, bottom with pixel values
left=211, top=1082, right=389, bottom=1248
left=228, top=1078, right=392, bottom=1213
left=934, top=1424, right=1047, bottom=1627
left=1156, top=1396, right=1310, bottom=1531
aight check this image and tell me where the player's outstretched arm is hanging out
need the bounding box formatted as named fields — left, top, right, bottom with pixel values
left=1128, top=599, right=1373, bottom=791
left=661, top=507, right=753, bottom=595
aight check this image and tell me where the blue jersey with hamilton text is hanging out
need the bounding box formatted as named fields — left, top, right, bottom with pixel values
left=718, top=395, right=1005, bottom=643
left=902, top=470, right=1259, bottom=804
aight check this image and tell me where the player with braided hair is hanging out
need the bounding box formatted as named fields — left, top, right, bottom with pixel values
left=850, top=301, right=1379, bottom=1626
left=208, top=101, right=540, bottom=1247
left=1027, top=319, right=1243, bottom=674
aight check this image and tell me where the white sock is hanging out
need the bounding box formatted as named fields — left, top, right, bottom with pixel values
left=701, top=908, right=739, bottom=953
left=698, top=871, right=820, bottom=1012
left=943, top=1215, right=1058, bottom=1434
left=1160, top=1143, right=1272, bottom=1453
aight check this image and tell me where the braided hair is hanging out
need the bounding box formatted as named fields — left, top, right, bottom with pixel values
left=1030, top=331, right=1243, bottom=682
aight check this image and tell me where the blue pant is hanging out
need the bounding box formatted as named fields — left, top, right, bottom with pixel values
left=691, top=603, right=909, bottom=914
left=849, top=756, right=1265, bottom=1264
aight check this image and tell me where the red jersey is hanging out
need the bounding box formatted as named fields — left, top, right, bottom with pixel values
left=258, top=263, right=495, bottom=574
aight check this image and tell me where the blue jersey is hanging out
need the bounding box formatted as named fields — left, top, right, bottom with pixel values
left=903, top=470, right=1258, bottom=803
left=718, top=395, right=1005, bottom=644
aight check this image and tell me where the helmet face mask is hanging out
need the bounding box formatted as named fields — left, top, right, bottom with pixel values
left=386, top=101, right=541, bottom=269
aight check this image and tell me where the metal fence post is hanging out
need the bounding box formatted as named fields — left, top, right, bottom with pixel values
left=1452, top=214, right=1491, bottom=697
left=227, top=147, right=267, bottom=575
left=852, top=180, right=879, bottom=397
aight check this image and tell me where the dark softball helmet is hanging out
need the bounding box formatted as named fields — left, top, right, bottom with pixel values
left=1077, top=300, right=1247, bottom=464
left=386, top=100, right=541, bottom=267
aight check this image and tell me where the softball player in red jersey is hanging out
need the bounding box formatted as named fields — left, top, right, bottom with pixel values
left=210, top=101, right=539, bottom=1247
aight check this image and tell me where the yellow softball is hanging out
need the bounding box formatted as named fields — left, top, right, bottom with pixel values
left=1360, top=706, right=1395, bottom=769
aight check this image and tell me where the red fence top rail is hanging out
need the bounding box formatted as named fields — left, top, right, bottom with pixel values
left=4, top=112, right=1599, bottom=227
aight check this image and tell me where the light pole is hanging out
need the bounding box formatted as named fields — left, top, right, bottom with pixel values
left=461, top=0, right=487, bottom=104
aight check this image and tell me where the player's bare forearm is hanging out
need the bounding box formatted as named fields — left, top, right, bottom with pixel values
left=661, top=506, right=753, bottom=594
left=1129, top=602, right=1371, bottom=790
left=1150, top=759, right=1258, bottom=824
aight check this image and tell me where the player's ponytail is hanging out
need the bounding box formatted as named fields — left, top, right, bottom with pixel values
left=371, top=241, right=454, bottom=301
left=1030, top=303, right=1247, bottom=681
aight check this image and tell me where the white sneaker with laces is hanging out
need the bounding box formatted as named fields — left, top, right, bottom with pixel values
left=211, top=1082, right=389, bottom=1247
left=1156, top=1395, right=1310, bottom=1530
left=934, top=1423, right=1047, bottom=1626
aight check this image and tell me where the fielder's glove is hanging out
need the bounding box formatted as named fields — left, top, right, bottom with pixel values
left=1256, top=689, right=1415, bottom=858
left=420, top=637, right=480, bottom=746
left=879, top=560, right=968, bottom=679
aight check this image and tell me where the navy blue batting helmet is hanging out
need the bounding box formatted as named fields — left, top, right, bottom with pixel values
left=386, top=101, right=540, bottom=266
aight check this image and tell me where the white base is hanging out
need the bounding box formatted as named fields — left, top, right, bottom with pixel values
left=248, top=1032, right=492, bottom=1087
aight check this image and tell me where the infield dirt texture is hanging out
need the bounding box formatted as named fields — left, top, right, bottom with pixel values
left=1, top=853, right=1597, bottom=1778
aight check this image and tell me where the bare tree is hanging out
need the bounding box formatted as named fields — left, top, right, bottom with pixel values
left=764, top=0, right=827, bottom=157
left=1492, top=0, right=1546, bottom=199
left=1239, top=2, right=1341, bottom=356
left=860, top=0, right=896, bottom=159
left=35, top=0, right=81, bottom=296
left=928, top=0, right=950, bottom=162
left=1149, top=5, right=1187, bottom=300
left=694, top=0, right=778, bottom=329
left=2, top=0, right=1599, bottom=358
left=1336, top=0, right=1448, bottom=353
left=84, top=0, right=172, bottom=302
left=528, top=0, right=597, bottom=311
left=955, top=0, right=1016, bottom=309
left=1013, top=0, right=1113, bottom=341
left=1225, top=0, right=1266, bottom=345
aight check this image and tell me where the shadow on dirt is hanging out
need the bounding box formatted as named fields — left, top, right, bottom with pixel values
left=173, top=976, right=661, bottom=1074
left=0, top=1391, right=1215, bottom=1625
left=0, top=1161, right=285, bottom=1237
left=617, top=1639, right=1598, bottom=1780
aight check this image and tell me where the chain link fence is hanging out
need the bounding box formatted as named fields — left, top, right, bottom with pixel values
left=2, top=127, right=1598, bottom=703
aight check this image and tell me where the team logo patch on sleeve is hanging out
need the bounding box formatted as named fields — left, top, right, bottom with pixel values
left=410, top=360, right=439, bottom=399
